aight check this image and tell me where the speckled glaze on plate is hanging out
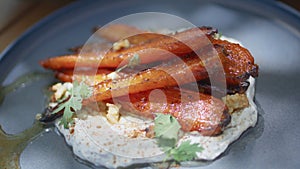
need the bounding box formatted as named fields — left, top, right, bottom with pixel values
left=0, top=0, right=300, bottom=169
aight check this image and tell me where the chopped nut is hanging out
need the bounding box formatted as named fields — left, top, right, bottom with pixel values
left=222, top=93, right=249, bottom=114
left=51, top=83, right=62, bottom=91
left=107, top=72, right=121, bottom=80
left=48, top=102, right=57, bottom=108
left=51, top=83, right=67, bottom=101
left=112, top=39, right=130, bottom=51
left=129, top=130, right=139, bottom=138
left=106, top=103, right=121, bottom=124
left=63, top=82, right=73, bottom=90
left=51, top=82, right=73, bottom=101
left=35, top=113, right=42, bottom=120
left=145, top=125, right=155, bottom=138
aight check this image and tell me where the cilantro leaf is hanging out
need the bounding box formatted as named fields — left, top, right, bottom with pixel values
left=72, top=81, right=92, bottom=99
left=156, top=137, right=176, bottom=151
left=59, top=104, right=74, bottom=128
left=154, top=114, right=181, bottom=141
left=153, top=114, right=203, bottom=163
left=171, top=140, right=203, bottom=162
left=115, top=54, right=140, bottom=72
left=213, top=32, right=223, bottom=39
left=69, top=95, right=83, bottom=111
left=52, top=81, right=92, bottom=128
left=128, top=53, right=140, bottom=68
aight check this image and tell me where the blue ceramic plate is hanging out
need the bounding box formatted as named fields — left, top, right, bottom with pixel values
left=0, top=0, right=300, bottom=168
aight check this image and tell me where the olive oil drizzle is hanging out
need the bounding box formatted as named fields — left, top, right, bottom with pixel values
left=0, top=121, right=45, bottom=169
left=0, top=71, right=52, bottom=169
left=0, top=72, right=51, bottom=104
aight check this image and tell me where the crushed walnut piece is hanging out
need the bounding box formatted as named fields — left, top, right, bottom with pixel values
left=106, top=103, right=121, bottom=124
left=145, top=125, right=155, bottom=138
left=51, top=82, right=72, bottom=101
left=222, top=93, right=249, bottom=114
left=112, top=39, right=130, bottom=51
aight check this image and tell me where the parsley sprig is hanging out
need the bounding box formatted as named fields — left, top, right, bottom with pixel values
left=51, top=81, right=92, bottom=128
left=154, top=114, right=203, bottom=163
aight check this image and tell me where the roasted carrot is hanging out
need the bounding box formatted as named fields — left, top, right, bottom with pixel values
left=87, top=36, right=258, bottom=101
left=40, top=27, right=217, bottom=70
left=115, top=87, right=230, bottom=136
left=55, top=68, right=129, bottom=86
left=58, top=68, right=113, bottom=76
left=55, top=72, right=110, bottom=86
left=88, top=55, right=210, bottom=102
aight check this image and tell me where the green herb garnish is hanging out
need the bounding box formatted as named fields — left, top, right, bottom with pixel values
left=170, top=140, right=204, bottom=162
left=52, top=81, right=92, bottom=128
left=154, top=114, right=181, bottom=139
left=116, top=53, right=140, bottom=72
left=154, top=114, right=203, bottom=163
left=213, top=32, right=223, bottom=39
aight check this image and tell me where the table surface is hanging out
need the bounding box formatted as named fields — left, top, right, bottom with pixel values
left=0, top=0, right=74, bottom=52
left=0, top=0, right=299, bottom=53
